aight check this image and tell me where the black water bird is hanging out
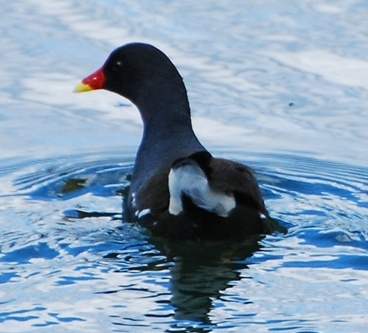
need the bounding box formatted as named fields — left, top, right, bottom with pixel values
left=75, top=42, right=273, bottom=240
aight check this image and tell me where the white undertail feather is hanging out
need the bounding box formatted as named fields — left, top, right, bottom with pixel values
left=168, top=162, right=235, bottom=217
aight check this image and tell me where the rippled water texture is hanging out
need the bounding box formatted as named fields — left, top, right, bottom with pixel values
left=1, top=1, right=368, bottom=332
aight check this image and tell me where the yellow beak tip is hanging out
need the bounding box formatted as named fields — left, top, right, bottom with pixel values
left=73, top=82, right=92, bottom=93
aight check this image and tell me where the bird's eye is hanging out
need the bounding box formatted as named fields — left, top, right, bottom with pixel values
left=112, top=61, right=123, bottom=73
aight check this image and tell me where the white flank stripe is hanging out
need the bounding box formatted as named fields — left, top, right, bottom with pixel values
left=137, top=208, right=151, bottom=219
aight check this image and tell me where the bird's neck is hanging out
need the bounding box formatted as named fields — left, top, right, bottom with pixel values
left=128, top=80, right=206, bottom=194
left=130, top=106, right=205, bottom=194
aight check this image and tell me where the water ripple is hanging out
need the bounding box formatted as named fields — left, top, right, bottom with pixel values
left=1, top=151, right=367, bottom=332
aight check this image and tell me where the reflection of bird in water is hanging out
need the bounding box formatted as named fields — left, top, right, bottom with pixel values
left=170, top=260, right=241, bottom=324
left=154, top=238, right=262, bottom=324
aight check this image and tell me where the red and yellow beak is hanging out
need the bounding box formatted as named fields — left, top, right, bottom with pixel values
left=74, top=67, right=105, bottom=92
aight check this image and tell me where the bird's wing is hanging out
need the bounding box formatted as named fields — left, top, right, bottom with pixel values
left=208, top=158, right=266, bottom=212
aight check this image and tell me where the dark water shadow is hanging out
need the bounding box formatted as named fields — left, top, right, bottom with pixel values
left=158, top=238, right=260, bottom=327
left=107, top=236, right=263, bottom=332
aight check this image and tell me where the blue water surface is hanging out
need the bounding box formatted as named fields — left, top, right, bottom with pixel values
left=1, top=1, right=367, bottom=332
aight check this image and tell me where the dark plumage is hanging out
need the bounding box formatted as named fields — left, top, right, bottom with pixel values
left=75, top=42, right=273, bottom=240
